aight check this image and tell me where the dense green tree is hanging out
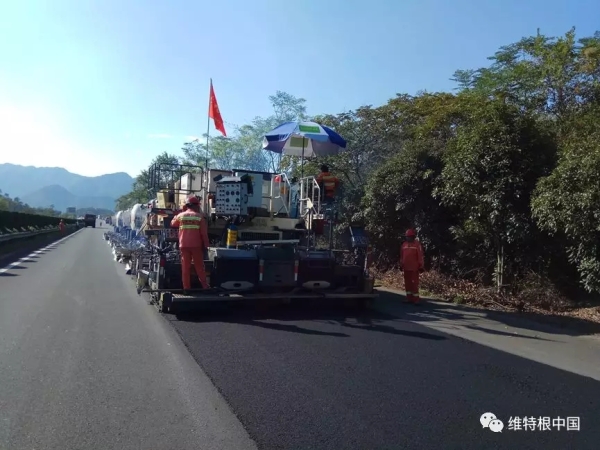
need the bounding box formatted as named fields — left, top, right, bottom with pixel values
left=453, top=28, right=600, bottom=120
left=360, top=93, right=467, bottom=268
left=435, top=97, right=556, bottom=286
left=532, top=103, right=600, bottom=292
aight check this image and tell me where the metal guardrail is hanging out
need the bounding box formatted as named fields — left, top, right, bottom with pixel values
left=0, top=226, right=61, bottom=244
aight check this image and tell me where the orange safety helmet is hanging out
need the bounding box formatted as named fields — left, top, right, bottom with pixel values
left=186, top=195, right=200, bottom=205
left=405, top=228, right=416, bottom=237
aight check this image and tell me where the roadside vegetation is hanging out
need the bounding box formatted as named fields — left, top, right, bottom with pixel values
left=118, top=28, right=600, bottom=324
left=0, top=191, right=112, bottom=219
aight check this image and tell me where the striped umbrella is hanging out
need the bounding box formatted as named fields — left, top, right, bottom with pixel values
left=263, top=121, right=347, bottom=158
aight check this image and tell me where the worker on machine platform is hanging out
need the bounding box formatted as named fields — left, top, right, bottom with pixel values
left=316, top=164, right=340, bottom=206
left=171, top=195, right=210, bottom=293
left=400, top=228, right=425, bottom=304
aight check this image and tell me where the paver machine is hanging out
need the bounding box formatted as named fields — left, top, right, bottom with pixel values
left=135, top=162, right=377, bottom=313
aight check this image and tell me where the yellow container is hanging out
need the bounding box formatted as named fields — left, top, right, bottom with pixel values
left=157, top=191, right=168, bottom=208
left=226, top=226, right=238, bottom=248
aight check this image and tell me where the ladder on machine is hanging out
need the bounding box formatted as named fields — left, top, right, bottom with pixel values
left=271, top=173, right=293, bottom=216
left=299, top=176, right=322, bottom=221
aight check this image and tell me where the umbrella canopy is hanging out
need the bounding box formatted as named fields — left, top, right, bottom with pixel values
left=262, top=121, right=347, bottom=158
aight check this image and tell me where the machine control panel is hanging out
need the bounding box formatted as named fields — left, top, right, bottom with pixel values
left=215, top=181, right=248, bottom=215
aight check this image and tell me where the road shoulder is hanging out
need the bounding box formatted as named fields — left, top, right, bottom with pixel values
left=374, top=287, right=600, bottom=381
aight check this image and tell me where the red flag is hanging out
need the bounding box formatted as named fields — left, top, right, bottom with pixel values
left=208, top=80, right=227, bottom=137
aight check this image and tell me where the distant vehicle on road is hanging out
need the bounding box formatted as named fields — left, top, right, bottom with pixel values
left=84, top=214, right=97, bottom=228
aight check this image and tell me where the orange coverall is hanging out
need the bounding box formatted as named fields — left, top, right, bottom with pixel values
left=400, top=240, right=425, bottom=303
left=315, top=171, right=340, bottom=201
left=171, top=210, right=209, bottom=290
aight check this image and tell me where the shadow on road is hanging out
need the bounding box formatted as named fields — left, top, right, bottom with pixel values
left=239, top=321, right=349, bottom=337
left=376, top=290, right=600, bottom=338
left=0, top=230, right=78, bottom=268
left=341, top=320, right=447, bottom=340
left=0, top=272, right=18, bottom=277
left=173, top=301, right=447, bottom=341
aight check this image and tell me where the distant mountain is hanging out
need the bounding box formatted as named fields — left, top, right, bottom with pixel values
left=19, top=185, right=118, bottom=213
left=0, top=163, right=134, bottom=212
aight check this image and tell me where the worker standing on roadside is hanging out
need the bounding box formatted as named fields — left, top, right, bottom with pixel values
left=171, top=195, right=210, bottom=292
left=400, top=228, right=425, bottom=304
left=59, top=219, right=66, bottom=235
left=315, top=164, right=340, bottom=206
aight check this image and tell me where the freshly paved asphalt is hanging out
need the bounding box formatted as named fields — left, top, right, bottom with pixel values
left=1, top=226, right=599, bottom=449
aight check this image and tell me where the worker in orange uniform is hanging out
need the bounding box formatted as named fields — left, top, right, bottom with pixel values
left=59, top=219, right=66, bottom=235
left=400, top=228, right=425, bottom=304
left=315, top=164, right=340, bottom=206
left=170, top=195, right=210, bottom=292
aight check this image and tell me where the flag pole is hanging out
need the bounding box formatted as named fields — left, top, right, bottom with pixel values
left=205, top=78, right=211, bottom=171
left=203, top=78, right=212, bottom=195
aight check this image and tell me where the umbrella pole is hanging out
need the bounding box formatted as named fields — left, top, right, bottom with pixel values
left=300, top=139, right=305, bottom=179
left=298, top=139, right=305, bottom=221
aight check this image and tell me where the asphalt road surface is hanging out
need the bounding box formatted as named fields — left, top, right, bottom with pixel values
left=1, top=227, right=599, bottom=449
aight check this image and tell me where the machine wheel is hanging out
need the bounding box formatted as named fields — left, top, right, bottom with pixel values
left=136, top=272, right=144, bottom=294
left=159, top=292, right=173, bottom=313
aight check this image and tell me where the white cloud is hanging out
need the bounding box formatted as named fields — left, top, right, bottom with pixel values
left=147, top=133, right=172, bottom=139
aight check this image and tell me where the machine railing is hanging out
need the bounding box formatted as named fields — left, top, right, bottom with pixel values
left=270, top=173, right=292, bottom=215
left=299, top=176, right=321, bottom=218
left=149, top=162, right=204, bottom=194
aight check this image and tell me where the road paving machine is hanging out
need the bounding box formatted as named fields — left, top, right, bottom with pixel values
left=133, top=163, right=377, bottom=313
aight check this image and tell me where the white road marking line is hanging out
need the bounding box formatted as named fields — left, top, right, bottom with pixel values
left=0, top=228, right=84, bottom=274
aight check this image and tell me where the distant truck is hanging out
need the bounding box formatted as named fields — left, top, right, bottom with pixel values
left=84, top=214, right=96, bottom=228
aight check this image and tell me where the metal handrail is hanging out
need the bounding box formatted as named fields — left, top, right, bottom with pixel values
left=270, top=172, right=292, bottom=215
left=299, top=176, right=321, bottom=218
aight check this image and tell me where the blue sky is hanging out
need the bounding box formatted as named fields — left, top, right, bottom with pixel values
left=0, top=0, right=597, bottom=178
